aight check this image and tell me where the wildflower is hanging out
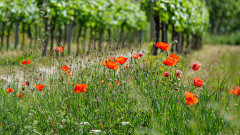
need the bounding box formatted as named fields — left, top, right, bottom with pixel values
left=163, top=72, right=169, bottom=77
left=156, top=42, right=170, bottom=51
left=115, top=79, right=119, bottom=86
left=55, top=46, right=63, bottom=52
left=107, top=57, right=115, bottom=62
left=122, top=66, right=129, bottom=70
left=115, top=56, right=128, bottom=65
left=163, top=57, right=177, bottom=66
left=66, top=71, right=72, bottom=76
left=36, top=78, right=39, bottom=81
left=17, top=93, right=23, bottom=98
left=61, top=65, right=69, bottom=72
left=6, top=88, right=14, bottom=93
left=175, top=70, right=182, bottom=80
left=192, top=62, right=201, bottom=71
left=101, top=80, right=105, bottom=84
left=26, top=59, right=31, bottom=64
left=229, top=86, right=240, bottom=95
left=21, top=81, right=29, bottom=86
left=22, top=59, right=31, bottom=65
left=74, top=84, right=88, bottom=93
left=185, top=91, right=198, bottom=106
left=194, top=77, right=205, bottom=87
left=107, top=61, right=119, bottom=71
left=101, top=60, right=107, bottom=66
left=139, top=53, right=144, bottom=58
left=169, top=53, right=180, bottom=63
left=133, top=53, right=139, bottom=59
left=133, top=53, right=143, bottom=59
left=34, top=84, right=45, bottom=91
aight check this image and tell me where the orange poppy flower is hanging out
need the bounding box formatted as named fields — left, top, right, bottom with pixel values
left=66, top=71, right=72, bottom=76
left=101, top=60, right=107, bottom=66
left=115, top=57, right=128, bottom=65
left=163, top=57, right=177, bottom=66
left=61, top=65, right=69, bottom=72
left=229, top=86, right=240, bottom=95
left=192, top=62, right=201, bottom=71
left=26, top=59, right=31, bottom=64
left=74, top=84, right=88, bottom=93
left=107, top=61, right=119, bottom=71
left=101, top=80, right=105, bottom=84
left=35, top=84, right=45, bottom=91
left=22, top=60, right=27, bottom=65
left=122, top=66, right=129, bottom=70
left=55, top=46, right=63, bottom=52
left=6, top=88, right=14, bottom=93
left=156, top=42, right=170, bottom=51
left=170, top=53, right=180, bottom=63
left=133, top=53, right=139, bottom=59
left=194, top=77, right=205, bottom=87
left=21, top=81, right=29, bottom=86
left=185, top=91, right=198, bottom=106
left=17, top=93, right=23, bottom=98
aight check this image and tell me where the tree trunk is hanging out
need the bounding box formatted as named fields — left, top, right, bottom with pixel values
left=199, top=36, right=202, bottom=49
left=61, top=23, right=67, bottom=57
left=50, top=17, right=56, bottom=52
left=58, top=26, right=62, bottom=46
left=176, top=32, right=182, bottom=54
left=152, top=15, right=160, bottom=55
left=42, top=16, right=49, bottom=56
left=82, top=27, right=87, bottom=54
left=6, top=23, right=11, bottom=51
left=120, top=24, right=124, bottom=48
left=107, top=28, right=111, bottom=44
left=67, top=20, right=73, bottom=55
left=140, top=29, right=143, bottom=45
left=171, top=24, right=176, bottom=52
left=28, top=24, right=32, bottom=48
left=162, top=22, right=167, bottom=43
left=21, top=23, right=25, bottom=50
left=87, top=27, right=93, bottom=55
left=34, top=24, right=38, bottom=47
left=181, top=33, right=184, bottom=53
left=98, top=27, right=103, bottom=52
left=185, top=34, right=190, bottom=54
left=14, top=21, right=19, bottom=49
left=76, top=25, right=82, bottom=56
left=133, top=28, right=137, bottom=45
left=0, top=22, right=5, bottom=50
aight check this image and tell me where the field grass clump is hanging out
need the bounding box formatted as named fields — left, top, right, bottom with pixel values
left=0, top=48, right=240, bottom=134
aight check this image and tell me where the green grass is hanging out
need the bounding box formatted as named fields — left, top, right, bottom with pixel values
left=0, top=48, right=240, bottom=134
left=203, top=32, right=240, bottom=45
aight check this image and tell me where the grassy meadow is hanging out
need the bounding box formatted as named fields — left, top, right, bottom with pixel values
left=0, top=43, right=240, bottom=134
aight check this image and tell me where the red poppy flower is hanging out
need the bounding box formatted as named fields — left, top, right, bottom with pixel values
left=133, top=53, right=139, bottom=59
left=192, top=62, right=201, bottom=71
left=6, top=88, right=14, bottom=93
left=170, top=53, right=180, bottom=63
left=17, top=93, right=23, bottom=98
left=229, top=86, right=240, bottom=95
left=194, top=77, right=204, bottom=87
left=156, top=42, right=170, bottom=51
left=55, top=46, right=63, bottom=52
left=74, top=84, right=88, bottom=93
left=115, top=57, right=128, bottom=65
left=21, top=81, right=29, bottom=86
left=163, top=57, right=177, bottom=66
left=61, top=65, right=69, bottom=72
left=175, top=70, right=182, bottom=80
left=163, top=72, right=169, bottom=77
left=26, top=59, right=31, bottom=64
left=36, top=78, right=39, bottom=81
left=66, top=71, right=72, bottom=76
left=35, top=84, right=45, bottom=91
left=139, top=53, right=144, bottom=58
left=185, top=91, right=198, bottom=106
left=22, top=60, right=27, bottom=65
left=107, top=61, right=119, bottom=71
left=101, top=60, right=107, bottom=66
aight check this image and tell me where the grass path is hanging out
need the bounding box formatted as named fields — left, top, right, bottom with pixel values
left=184, top=45, right=240, bottom=87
